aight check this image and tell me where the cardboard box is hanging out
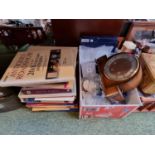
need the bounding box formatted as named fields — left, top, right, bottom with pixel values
left=79, top=36, right=142, bottom=119
left=79, top=76, right=142, bottom=119
left=139, top=53, right=155, bottom=94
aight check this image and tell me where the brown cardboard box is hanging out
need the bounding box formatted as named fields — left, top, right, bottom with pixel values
left=139, top=53, right=155, bottom=94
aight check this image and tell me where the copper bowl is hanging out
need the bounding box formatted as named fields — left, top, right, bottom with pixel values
left=119, top=64, right=142, bottom=92
left=103, top=53, right=142, bottom=92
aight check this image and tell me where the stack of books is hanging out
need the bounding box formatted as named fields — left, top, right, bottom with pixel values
left=0, top=46, right=78, bottom=112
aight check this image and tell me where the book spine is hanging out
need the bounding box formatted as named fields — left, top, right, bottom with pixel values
left=26, top=103, right=75, bottom=106
left=26, top=105, right=77, bottom=108
left=21, top=88, right=71, bottom=95
left=31, top=108, right=79, bottom=112
left=21, top=98, right=74, bottom=103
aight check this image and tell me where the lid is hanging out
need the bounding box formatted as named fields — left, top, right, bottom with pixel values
left=104, top=53, right=139, bottom=81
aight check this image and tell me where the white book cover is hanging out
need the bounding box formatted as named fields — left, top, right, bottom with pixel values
left=0, top=46, right=77, bottom=87
left=20, top=96, right=75, bottom=103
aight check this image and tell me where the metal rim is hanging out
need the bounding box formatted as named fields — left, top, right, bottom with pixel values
left=104, top=53, right=140, bottom=82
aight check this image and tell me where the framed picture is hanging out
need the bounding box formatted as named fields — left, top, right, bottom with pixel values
left=126, top=21, right=155, bottom=43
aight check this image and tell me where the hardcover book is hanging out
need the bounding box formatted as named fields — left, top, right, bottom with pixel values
left=18, top=81, right=76, bottom=98
left=20, top=96, right=76, bottom=103
left=0, top=46, right=77, bottom=87
left=21, top=81, right=74, bottom=95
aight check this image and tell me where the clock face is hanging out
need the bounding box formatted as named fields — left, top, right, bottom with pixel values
left=104, top=53, right=139, bottom=81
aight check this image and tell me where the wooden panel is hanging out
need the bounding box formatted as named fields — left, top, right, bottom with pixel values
left=52, top=19, right=125, bottom=46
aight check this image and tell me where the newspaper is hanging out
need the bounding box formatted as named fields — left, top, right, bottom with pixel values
left=79, top=45, right=114, bottom=64
left=80, top=45, right=114, bottom=106
left=82, top=94, right=111, bottom=106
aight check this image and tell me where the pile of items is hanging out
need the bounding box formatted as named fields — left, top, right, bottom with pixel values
left=1, top=26, right=155, bottom=118
left=18, top=81, right=77, bottom=112
left=79, top=36, right=143, bottom=118
left=122, top=41, right=155, bottom=112
left=79, top=35, right=155, bottom=118
left=0, top=46, right=78, bottom=112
